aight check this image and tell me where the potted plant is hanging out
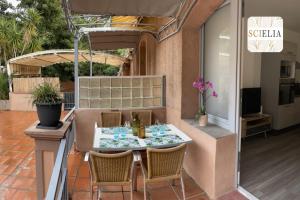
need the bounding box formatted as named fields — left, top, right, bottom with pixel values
left=193, top=78, right=218, bottom=126
left=32, top=82, right=63, bottom=128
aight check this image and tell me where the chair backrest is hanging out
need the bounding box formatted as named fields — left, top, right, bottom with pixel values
left=147, top=144, right=186, bottom=179
left=89, top=150, right=133, bottom=183
left=131, top=110, right=152, bottom=126
left=100, top=111, right=122, bottom=127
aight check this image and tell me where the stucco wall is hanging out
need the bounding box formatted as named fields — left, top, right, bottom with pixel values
left=9, top=93, right=65, bottom=112
left=9, top=93, right=35, bottom=111
left=0, top=100, right=10, bottom=110
left=131, top=0, right=237, bottom=199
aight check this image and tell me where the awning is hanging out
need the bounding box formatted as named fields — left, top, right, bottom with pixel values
left=67, top=0, right=183, bottom=17
left=81, top=27, right=152, bottom=50
left=111, top=16, right=139, bottom=27
left=8, top=49, right=126, bottom=68
left=62, top=0, right=196, bottom=43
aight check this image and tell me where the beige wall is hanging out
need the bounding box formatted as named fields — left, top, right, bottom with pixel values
left=13, top=77, right=60, bottom=94
left=130, top=0, right=238, bottom=198
left=9, top=93, right=35, bottom=111
left=9, top=92, right=65, bottom=111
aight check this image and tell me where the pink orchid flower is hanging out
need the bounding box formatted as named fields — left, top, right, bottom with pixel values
left=212, top=91, right=218, bottom=97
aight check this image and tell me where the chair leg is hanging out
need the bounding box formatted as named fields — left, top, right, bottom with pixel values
left=90, top=184, right=94, bottom=200
left=171, top=179, right=176, bottom=186
left=180, top=176, right=186, bottom=200
left=130, top=183, right=133, bottom=200
left=98, top=186, right=102, bottom=200
left=97, top=186, right=99, bottom=200
left=133, top=163, right=138, bottom=191
left=144, top=181, right=147, bottom=200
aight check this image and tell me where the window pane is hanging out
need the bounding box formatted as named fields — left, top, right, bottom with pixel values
left=204, top=5, right=231, bottom=120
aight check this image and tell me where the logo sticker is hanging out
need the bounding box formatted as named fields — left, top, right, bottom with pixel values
left=247, top=17, right=283, bottom=52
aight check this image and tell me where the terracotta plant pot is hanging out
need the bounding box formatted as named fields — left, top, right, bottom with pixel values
left=199, top=115, right=208, bottom=127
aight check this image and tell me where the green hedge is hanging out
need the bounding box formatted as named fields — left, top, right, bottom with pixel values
left=41, top=62, right=119, bottom=81
left=0, top=73, right=9, bottom=100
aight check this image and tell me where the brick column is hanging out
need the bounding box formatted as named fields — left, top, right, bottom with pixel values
left=25, top=121, right=71, bottom=200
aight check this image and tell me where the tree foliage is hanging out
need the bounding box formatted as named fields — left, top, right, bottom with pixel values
left=19, top=0, right=73, bottom=49
left=0, top=0, right=12, bottom=15
left=0, top=0, right=122, bottom=82
left=0, top=8, right=44, bottom=63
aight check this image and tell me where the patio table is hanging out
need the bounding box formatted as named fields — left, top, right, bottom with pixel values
left=91, top=123, right=192, bottom=191
left=93, top=123, right=192, bottom=151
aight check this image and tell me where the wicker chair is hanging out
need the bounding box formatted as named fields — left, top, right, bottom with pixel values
left=131, top=110, right=152, bottom=126
left=140, top=144, right=187, bottom=200
left=100, top=111, right=122, bottom=127
left=88, top=150, right=134, bottom=200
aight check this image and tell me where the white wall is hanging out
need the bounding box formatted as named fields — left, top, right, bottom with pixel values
left=284, top=29, right=300, bottom=61
left=241, top=19, right=300, bottom=88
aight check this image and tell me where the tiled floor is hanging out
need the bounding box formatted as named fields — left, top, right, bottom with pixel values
left=0, top=111, right=37, bottom=200
left=0, top=111, right=248, bottom=200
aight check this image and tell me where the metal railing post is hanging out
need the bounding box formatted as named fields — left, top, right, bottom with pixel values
left=74, top=33, right=79, bottom=109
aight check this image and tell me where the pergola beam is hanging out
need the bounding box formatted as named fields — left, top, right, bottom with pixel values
left=56, top=54, right=74, bottom=62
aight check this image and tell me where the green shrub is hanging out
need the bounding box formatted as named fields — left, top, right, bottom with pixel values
left=0, top=73, right=9, bottom=100
left=32, top=82, right=62, bottom=105
left=41, top=62, right=120, bottom=81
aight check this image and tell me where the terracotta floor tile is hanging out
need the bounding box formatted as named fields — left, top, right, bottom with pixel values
left=77, top=162, right=90, bottom=178
left=13, top=145, right=34, bottom=153
left=2, top=176, right=15, bottom=187
left=173, top=177, right=205, bottom=199
left=72, top=191, right=91, bottom=200
left=0, top=188, right=17, bottom=199
left=0, top=145, right=14, bottom=153
left=68, top=163, right=80, bottom=177
left=218, top=191, right=248, bottom=200
left=15, top=166, right=36, bottom=178
left=74, top=177, right=91, bottom=192
left=0, top=174, right=8, bottom=184
left=2, top=150, right=29, bottom=160
left=99, top=191, right=124, bottom=200
left=0, top=139, right=19, bottom=146
left=187, top=194, right=210, bottom=200
left=3, top=176, right=36, bottom=190
left=68, top=152, right=82, bottom=167
left=68, top=177, right=76, bottom=193
left=123, top=190, right=145, bottom=200
left=2, top=157, right=24, bottom=166
left=147, top=180, right=170, bottom=189
left=12, top=190, right=37, bottom=200
left=147, top=185, right=179, bottom=200
left=0, top=164, right=19, bottom=175
left=0, top=156, right=11, bottom=165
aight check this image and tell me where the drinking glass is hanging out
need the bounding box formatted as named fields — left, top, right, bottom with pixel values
left=124, top=121, right=131, bottom=128
left=113, top=133, right=119, bottom=140
left=155, top=119, right=160, bottom=125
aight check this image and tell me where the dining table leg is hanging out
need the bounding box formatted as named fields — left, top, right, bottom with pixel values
left=132, top=151, right=142, bottom=191
left=133, top=162, right=138, bottom=191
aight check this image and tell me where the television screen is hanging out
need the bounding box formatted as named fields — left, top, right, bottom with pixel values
left=241, top=88, right=261, bottom=116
